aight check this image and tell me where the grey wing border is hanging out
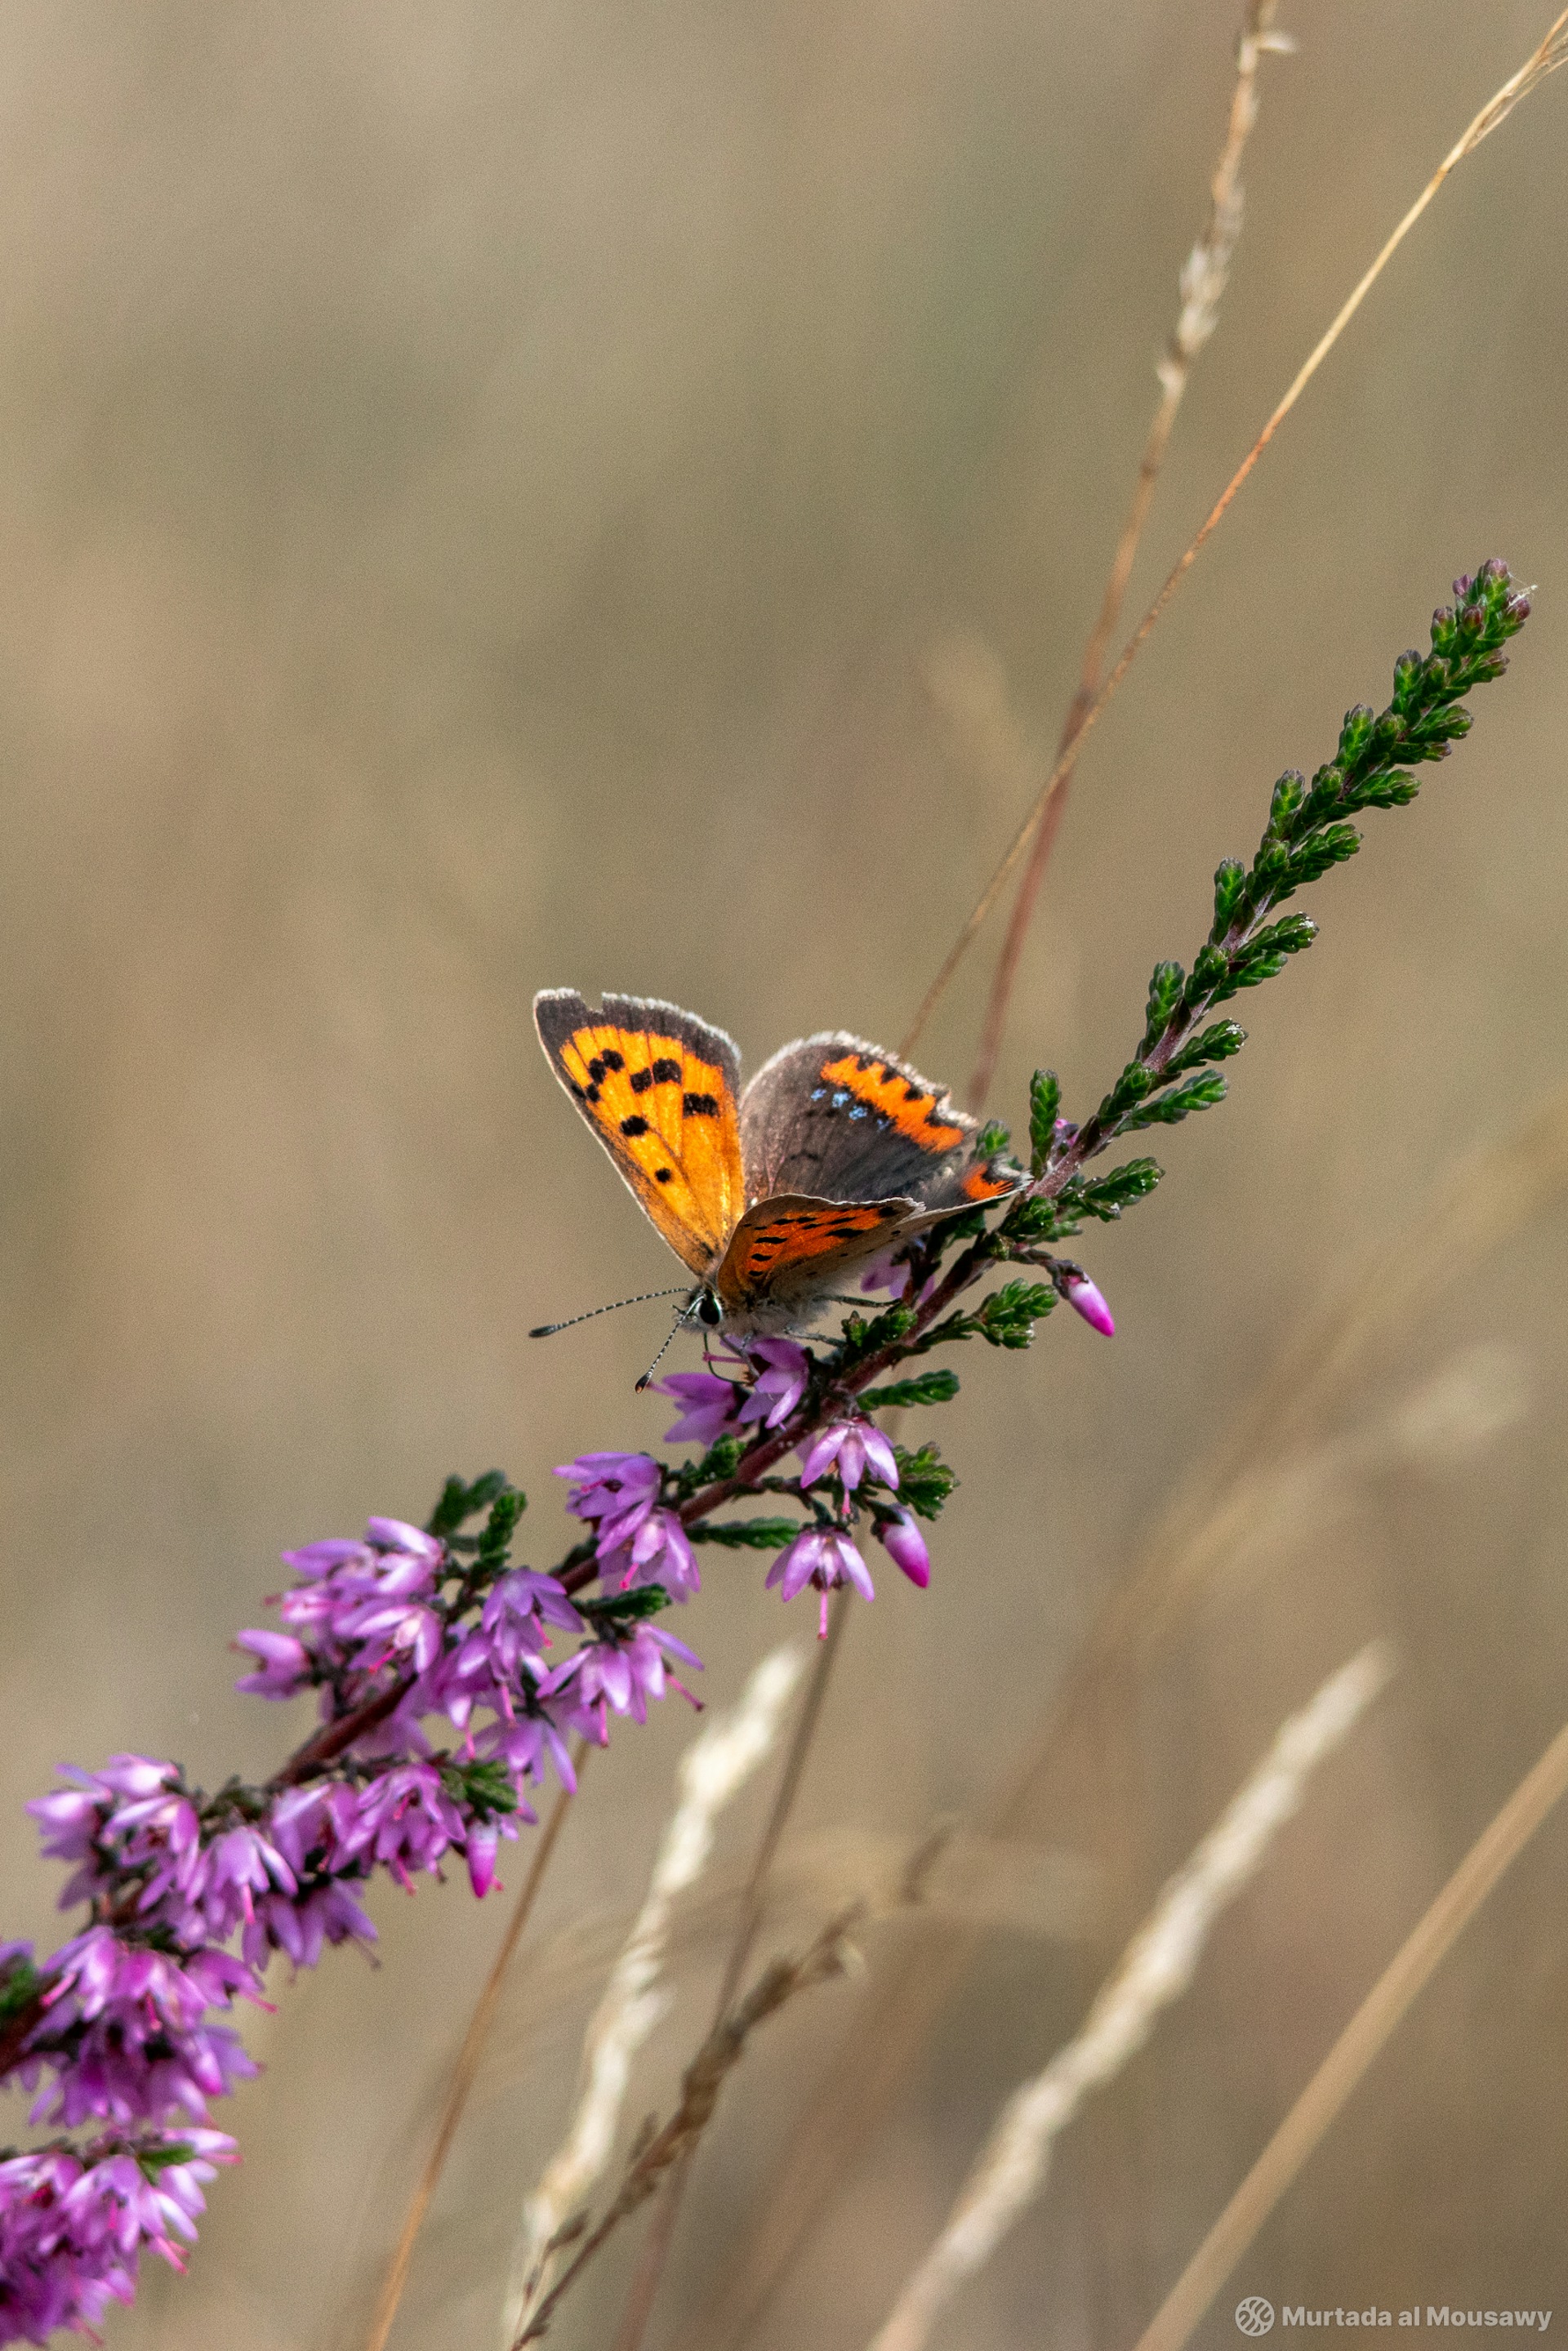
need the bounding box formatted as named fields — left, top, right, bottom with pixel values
left=533, top=989, right=744, bottom=1098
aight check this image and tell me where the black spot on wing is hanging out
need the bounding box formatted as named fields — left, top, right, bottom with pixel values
left=683, top=1091, right=719, bottom=1117
left=655, top=1167, right=673, bottom=1183
left=621, top=1115, right=649, bottom=1138
left=630, top=1067, right=653, bottom=1093
left=651, top=1058, right=681, bottom=1085
left=600, top=1049, right=625, bottom=1071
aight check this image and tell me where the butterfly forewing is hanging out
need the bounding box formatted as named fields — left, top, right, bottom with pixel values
left=533, top=990, right=746, bottom=1276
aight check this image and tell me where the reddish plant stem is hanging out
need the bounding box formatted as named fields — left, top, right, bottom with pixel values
left=0, top=1159, right=1081, bottom=2094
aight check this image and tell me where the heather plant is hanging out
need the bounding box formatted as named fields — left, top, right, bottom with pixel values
left=0, top=562, right=1532, bottom=2344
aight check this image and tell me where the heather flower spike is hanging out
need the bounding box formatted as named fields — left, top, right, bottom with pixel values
left=0, top=567, right=1530, bottom=2334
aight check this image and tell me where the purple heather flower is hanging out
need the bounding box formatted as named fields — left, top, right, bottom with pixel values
left=333, top=1582, right=446, bottom=1676
left=477, top=1706, right=579, bottom=1794
left=265, top=1780, right=362, bottom=1882
left=505, top=1568, right=582, bottom=1634
left=858, top=1251, right=943, bottom=1306
left=555, top=1451, right=662, bottom=1556
left=363, top=1517, right=445, bottom=1567
left=274, top=1519, right=448, bottom=1671
left=798, top=1419, right=899, bottom=1494
left=857, top=1249, right=903, bottom=1294
left=241, top=1878, right=376, bottom=1972
left=735, top=1337, right=810, bottom=1430
left=30, top=1761, right=205, bottom=1921
left=191, top=1825, right=299, bottom=1941
left=1062, top=1271, right=1115, bottom=1336
left=24, top=1930, right=262, bottom=2129
left=875, top=1509, right=931, bottom=1588
left=543, top=1623, right=702, bottom=1736
left=343, top=1764, right=466, bottom=1892
left=0, top=2129, right=237, bottom=2340
left=765, top=1526, right=875, bottom=1639
left=278, top=1535, right=374, bottom=1577
left=233, top=1629, right=313, bottom=1699
left=603, top=1505, right=700, bottom=1602
left=434, top=1568, right=577, bottom=1734
left=657, top=1369, right=742, bottom=1446
left=26, top=1785, right=105, bottom=1868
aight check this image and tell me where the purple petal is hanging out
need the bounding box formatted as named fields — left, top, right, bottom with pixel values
left=280, top=1538, right=372, bottom=1574
left=858, top=1427, right=900, bottom=1489
left=829, top=1534, right=875, bottom=1603
left=365, top=1517, right=444, bottom=1565
left=797, top=1426, right=844, bottom=1486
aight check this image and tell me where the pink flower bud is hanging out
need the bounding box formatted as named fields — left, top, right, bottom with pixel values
left=1063, top=1272, right=1115, bottom=1336
left=466, top=1823, right=500, bottom=1900
left=875, top=1510, right=930, bottom=1588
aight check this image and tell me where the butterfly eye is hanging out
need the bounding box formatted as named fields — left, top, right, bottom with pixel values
left=696, top=1289, right=722, bottom=1328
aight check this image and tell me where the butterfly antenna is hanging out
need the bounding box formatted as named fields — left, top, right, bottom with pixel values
left=528, top=1287, right=689, bottom=1339
left=634, top=1304, right=700, bottom=1392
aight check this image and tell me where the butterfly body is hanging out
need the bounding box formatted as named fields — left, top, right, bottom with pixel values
left=534, top=991, right=1019, bottom=1335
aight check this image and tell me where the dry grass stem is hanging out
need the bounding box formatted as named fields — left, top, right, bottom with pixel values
left=361, top=1753, right=587, bottom=2351
left=502, top=1645, right=807, bottom=2340
left=471, top=1822, right=1095, bottom=2086
left=966, top=0, right=1291, bottom=1107
left=902, top=4, right=1568, bottom=1059
left=1131, top=1710, right=1568, bottom=2351
left=607, top=1586, right=854, bottom=2351
left=864, top=1645, right=1395, bottom=2351
left=514, top=1911, right=863, bottom=2344
left=691, top=1080, right=1568, bottom=2351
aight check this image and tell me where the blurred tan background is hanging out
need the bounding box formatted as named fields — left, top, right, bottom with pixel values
left=2, top=2, right=1566, bottom=2345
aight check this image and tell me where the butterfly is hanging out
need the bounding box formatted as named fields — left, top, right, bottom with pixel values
left=532, top=990, right=1022, bottom=1342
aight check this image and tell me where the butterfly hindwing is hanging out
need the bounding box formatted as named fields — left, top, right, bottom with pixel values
left=533, top=990, right=745, bottom=1276
left=713, top=1192, right=915, bottom=1321
left=740, top=1031, right=1019, bottom=1216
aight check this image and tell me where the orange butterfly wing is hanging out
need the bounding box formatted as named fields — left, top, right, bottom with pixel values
left=713, top=1194, right=912, bottom=1317
left=534, top=991, right=746, bottom=1277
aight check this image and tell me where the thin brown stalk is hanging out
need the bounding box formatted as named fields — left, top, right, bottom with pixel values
left=1131, top=1713, right=1568, bottom=2351
left=515, top=1908, right=862, bottom=2344
left=967, top=0, right=1290, bottom=1110
left=362, top=1749, right=588, bottom=2351
left=689, top=1072, right=1568, bottom=2351
left=607, top=1587, right=852, bottom=2351
left=902, top=3, right=1568, bottom=1061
